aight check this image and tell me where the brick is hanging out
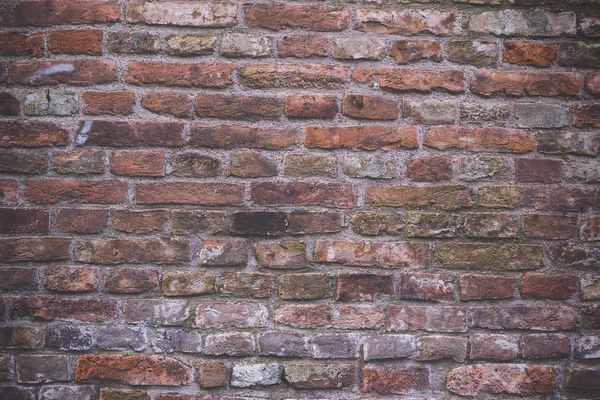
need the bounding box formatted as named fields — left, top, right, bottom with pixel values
left=0, top=208, right=48, bottom=233
left=76, top=354, right=192, bottom=386
left=464, top=213, right=518, bottom=238
left=520, top=186, right=592, bottom=211
left=581, top=216, right=600, bottom=241
left=363, top=365, right=430, bottom=394
left=275, top=304, right=385, bottom=329
left=586, top=71, right=600, bottom=95
left=0, top=267, right=36, bottom=292
left=110, top=151, right=165, bottom=177
left=285, top=94, right=338, bottom=119
left=124, top=62, right=234, bottom=88
left=126, top=300, right=189, bottom=326
left=356, top=8, right=461, bottom=34
left=196, top=302, right=268, bottom=328
left=55, top=208, right=108, bottom=233
left=522, top=333, right=571, bottom=358
left=0, top=92, right=21, bottom=116
left=353, top=67, right=465, bottom=93
left=433, top=243, right=543, bottom=270
left=97, top=325, right=147, bottom=352
left=362, top=334, right=417, bottom=360
left=105, top=268, right=158, bottom=294
left=49, top=29, right=103, bottom=55
left=522, top=214, right=578, bottom=239
left=0, top=326, right=39, bottom=348
left=136, top=182, right=243, bottom=206
left=259, top=331, right=307, bottom=357
left=195, top=94, right=283, bottom=121
left=460, top=103, right=510, bottom=125
left=79, top=120, right=185, bottom=147
left=166, top=33, right=216, bottom=56
left=114, top=209, right=168, bottom=234
left=283, top=153, right=337, bottom=178
left=471, top=71, right=581, bottom=96
left=171, top=210, right=226, bottom=235
left=24, top=89, right=78, bottom=116
left=581, top=15, right=600, bottom=37
left=198, top=238, right=247, bottom=267
left=189, top=124, right=297, bottom=150
left=53, top=150, right=105, bottom=174
left=520, top=274, right=577, bottom=299
left=245, top=4, right=349, bottom=31
left=100, top=389, right=151, bottom=400
left=566, top=367, right=600, bottom=391
left=229, top=211, right=285, bottom=236
left=0, top=31, right=45, bottom=56
left=333, top=37, right=386, bottom=60
left=476, top=185, right=520, bottom=208
left=12, top=296, right=117, bottom=322
left=503, top=41, right=556, bottom=66
left=470, top=333, right=519, bottom=360
left=142, top=92, right=193, bottom=118
left=401, top=273, right=455, bottom=302
left=575, top=335, right=600, bottom=359
left=126, top=1, right=236, bottom=27
left=515, top=103, right=569, bottom=129
left=468, top=10, right=575, bottom=36
left=447, top=364, right=555, bottom=396
left=306, top=126, right=417, bottom=151
left=169, top=153, right=219, bottom=178
left=76, top=238, right=189, bottom=264
left=406, top=212, right=462, bottom=238
left=403, top=99, right=456, bottom=125
left=15, top=0, right=122, bottom=25
left=255, top=240, right=309, bottom=269
left=231, top=363, right=282, bottom=388
left=287, top=212, right=343, bottom=234
left=567, top=159, right=600, bottom=183
left=417, top=335, right=467, bottom=362
left=279, top=273, right=334, bottom=299
left=9, top=60, right=117, bottom=85
left=335, top=272, right=394, bottom=303
left=81, top=91, right=135, bottom=115
left=278, top=34, right=328, bottom=58
left=390, top=39, right=442, bottom=64
left=388, top=305, right=468, bottom=332
left=251, top=182, right=357, bottom=208
left=548, top=244, right=600, bottom=269
left=342, top=94, right=398, bottom=120
left=572, top=104, right=600, bottom=127
left=366, top=184, right=473, bottom=210
left=0, top=121, right=69, bottom=147
left=161, top=270, right=217, bottom=297
left=471, top=306, right=579, bottom=331
left=311, top=333, right=359, bottom=359
left=447, top=40, right=499, bottom=67
left=284, top=363, right=355, bottom=389
left=44, top=325, right=94, bottom=351
left=227, top=151, right=276, bottom=178
left=221, top=32, right=272, bottom=58
left=107, top=32, right=159, bottom=54
left=39, top=386, right=94, bottom=400
left=0, top=388, right=35, bottom=400
left=200, top=362, right=227, bottom=388
left=16, top=355, right=69, bottom=383
left=425, top=126, right=534, bottom=153
left=350, top=211, right=405, bottom=235
left=558, top=42, right=600, bottom=68
left=343, top=155, right=395, bottom=179
left=314, top=240, right=429, bottom=268
left=0, top=237, right=70, bottom=262
left=406, top=156, right=453, bottom=182
left=537, top=131, right=600, bottom=156
left=582, top=274, right=600, bottom=299
left=458, top=155, right=513, bottom=182
left=239, top=64, right=349, bottom=89
left=204, top=332, right=255, bottom=356
left=43, top=266, right=98, bottom=292
left=220, top=272, right=275, bottom=298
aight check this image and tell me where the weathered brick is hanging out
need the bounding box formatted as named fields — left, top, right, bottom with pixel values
left=586, top=71, right=600, bottom=95
left=0, top=208, right=48, bottom=234
left=195, top=302, right=268, bottom=328
left=126, top=2, right=237, bottom=27
left=362, top=334, right=417, bottom=360
left=503, top=41, right=556, bottom=66
left=275, top=304, right=385, bottom=329
left=49, top=29, right=103, bottom=55
left=124, top=62, right=234, bottom=88
left=55, top=208, right=108, bottom=233
left=15, top=0, right=122, bottom=25
left=10, top=60, right=118, bottom=85
left=43, top=266, right=98, bottom=292
left=406, top=212, right=463, bottom=238
left=227, top=151, right=276, bottom=178
left=278, top=34, right=328, bottom=58
left=44, top=325, right=94, bottom=351
left=333, top=37, right=386, bottom=60
left=165, top=34, right=216, bottom=56
left=366, top=184, right=473, bottom=210
left=520, top=274, right=577, bottom=299
left=468, top=9, right=575, bottom=36
left=231, top=363, right=282, bottom=387
left=284, top=363, right=355, bottom=389
left=81, top=91, right=135, bottom=115
left=337, top=274, right=394, bottom=302
left=39, top=386, right=94, bottom=400
left=196, top=94, right=283, bottom=121
left=245, top=4, right=349, bottom=31
left=390, top=40, right=442, bottom=64
left=572, top=104, right=600, bottom=127
left=107, top=32, right=159, bottom=54
left=566, top=367, right=600, bottom=391
left=110, top=151, right=165, bottom=177
left=558, top=42, right=600, bottom=68
left=171, top=210, right=226, bottom=235
left=447, top=40, right=499, bottom=67
left=199, top=362, right=227, bottom=388
left=239, top=64, right=349, bottom=89
left=433, top=243, right=543, bottom=270
left=0, top=267, right=37, bottom=292
left=189, top=124, right=297, bottom=150
left=136, top=182, right=243, bottom=206
left=406, top=156, right=453, bottom=182
left=0, top=387, right=35, bottom=400
left=0, top=237, right=70, bottom=262
left=221, top=32, right=272, bottom=58
left=460, top=103, right=510, bottom=125
left=105, top=268, right=157, bottom=294
left=255, top=240, right=309, bottom=269
left=97, top=325, right=147, bottom=352
left=279, top=274, right=334, bottom=300
left=310, top=333, right=359, bottom=359
left=306, top=125, right=417, bottom=151
left=575, top=335, right=600, bottom=359
left=470, top=333, right=519, bottom=360
left=283, top=153, right=337, bottom=178
left=0, top=31, right=45, bottom=56
left=350, top=211, right=404, bottom=236
left=471, top=306, right=579, bottom=331
left=126, top=300, right=189, bottom=326
left=471, top=71, right=581, bottom=96
left=287, top=212, right=343, bottom=234
left=417, top=335, right=467, bottom=362
left=52, top=150, right=105, bottom=174
left=401, top=273, right=455, bottom=302
left=251, top=182, right=357, bottom=208
left=522, top=333, right=571, bottom=359
left=99, top=389, right=151, bottom=400
left=0, top=121, right=69, bottom=147
left=388, top=305, right=468, bottom=332
left=259, top=331, right=307, bottom=357
left=0, top=326, right=39, bottom=349
left=515, top=103, right=569, bottom=129
left=76, top=238, right=188, bottom=265
left=314, top=240, right=429, bottom=268
left=425, top=126, right=534, bottom=153
left=285, top=94, right=338, bottom=119
left=363, top=365, right=430, bottom=394
left=198, top=238, right=247, bottom=267
left=12, top=296, right=117, bottom=322
left=353, top=67, right=465, bottom=93
left=0, top=92, right=21, bottom=116
left=161, top=271, right=217, bottom=297
left=78, top=120, right=185, bottom=147
left=458, top=155, right=513, bottom=182
left=464, top=213, right=518, bottom=238
left=204, top=332, right=255, bottom=356
left=141, top=92, right=193, bottom=118
left=16, top=355, right=69, bottom=383
left=356, top=9, right=461, bottom=34
left=169, top=153, right=219, bottom=178
left=522, top=214, right=578, bottom=239
left=520, top=186, right=592, bottom=211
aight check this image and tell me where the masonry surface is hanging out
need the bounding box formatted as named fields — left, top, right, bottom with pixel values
left=0, top=0, right=599, bottom=399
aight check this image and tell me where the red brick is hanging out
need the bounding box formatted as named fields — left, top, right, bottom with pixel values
left=388, top=305, right=468, bottom=332
left=558, top=42, right=600, bottom=68
left=516, top=158, right=563, bottom=183
left=9, top=60, right=117, bottom=85
left=585, top=71, right=600, bottom=95
left=49, top=29, right=103, bottom=55
left=314, top=240, right=429, bottom=268
left=110, top=151, right=165, bottom=177
left=170, top=210, right=226, bottom=235
left=447, top=364, right=555, bottom=396
left=460, top=274, right=514, bottom=301
left=135, top=182, right=244, bottom=206
left=255, top=240, right=308, bottom=270
left=125, top=1, right=236, bottom=27
left=230, top=211, right=286, bottom=236
left=337, top=274, right=394, bottom=301
left=140, top=93, right=192, bottom=118
left=196, top=302, right=268, bottom=328
left=239, top=64, right=349, bottom=89
left=251, top=182, right=357, bottom=208
left=503, top=41, right=556, bottom=67
left=55, top=208, right=109, bottom=233
left=572, top=103, right=600, bottom=127
left=366, top=184, right=473, bottom=210
left=15, top=0, right=122, bottom=25
left=124, top=62, right=234, bottom=88
left=342, top=94, right=398, bottom=120
left=189, top=124, right=297, bottom=150
left=104, top=268, right=158, bottom=294
left=0, top=208, right=49, bottom=233
left=81, top=91, right=135, bottom=115
left=520, top=186, right=592, bottom=211
left=76, top=238, right=189, bottom=264
left=471, top=305, right=579, bottom=331
left=353, top=67, right=465, bottom=93
left=52, top=150, right=105, bottom=174
left=433, top=243, right=543, bottom=271
left=200, top=362, right=227, bottom=388
left=126, top=299, right=189, bottom=325
left=0, top=180, right=18, bottom=202
left=43, top=266, right=99, bottom=292
left=244, top=3, right=349, bottom=31
left=23, top=179, right=127, bottom=204
left=520, top=274, right=577, bottom=300
left=195, top=94, right=283, bottom=121
left=80, top=120, right=185, bottom=147
left=522, top=334, right=571, bottom=359
left=0, top=326, right=39, bottom=349
left=305, top=126, right=417, bottom=150
left=470, top=333, right=519, bottom=360
left=278, top=34, right=328, bottom=58
left=0, top=268, right=37, bottom=292
left=162, top=271, right=217, bottom=297
left=12, top=296, right=117, bottom=322
left=522, top=214, right=578, bottom=239
left=417, top=335, right=467, bottom=362
left=0, top=121, right=69, bottom=147
left=100, top=390, right=151, bottom=400
left=114, top=210, right=169, bottom=234
left=401, top=273, right=455, bottom=302
left=0, top=31, right=45, bottom=56
left=581, top=216, right=600, bottom=241
left=15, top=355, right=69, bottom=383
left=471, top=71, right=581, bottom=96
left=425, top=126, right=534, bottom=153
left=0, top=237, right=70, bottom=262
left=287, top=212, right=343, bottom=234
left=227, top=151, right=277, bottom=178
left=406, top=156, right=453, bottom=181
left=0, top=92, right=20, bottom=116
left=275, top=304, right=385, bottom=329
left=363, top=365, right=430, bottom=394
left=76, top=354, right=192, bottom=386
left=285, top=94, right=338, bottom=119
left=390, top=40, right=442, bottom=64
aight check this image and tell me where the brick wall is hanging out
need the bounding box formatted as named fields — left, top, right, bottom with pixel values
left=1, top=0, right=599, bottom=399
